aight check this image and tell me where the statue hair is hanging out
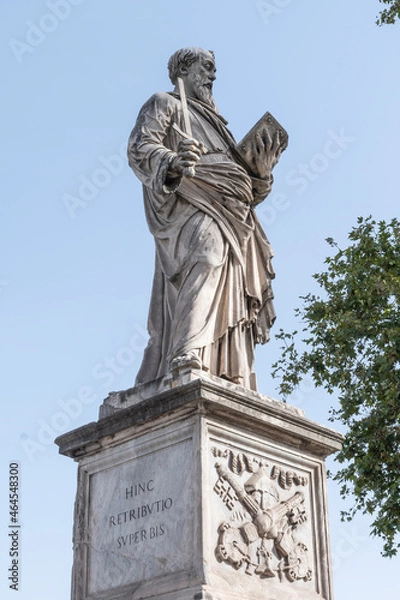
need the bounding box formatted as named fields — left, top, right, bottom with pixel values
left=168, top=47, right=215, bottom=85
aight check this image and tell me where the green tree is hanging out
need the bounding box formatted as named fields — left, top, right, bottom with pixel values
left=377, top=0, right=400, bottom=24
left=272, top=217, right=400, bottom=557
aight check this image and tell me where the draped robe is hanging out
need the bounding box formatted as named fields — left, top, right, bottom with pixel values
left=127, top=92, right=276, bottom=390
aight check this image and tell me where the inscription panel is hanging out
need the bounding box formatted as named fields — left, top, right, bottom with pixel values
left=87, top=438, right=194, bottom=595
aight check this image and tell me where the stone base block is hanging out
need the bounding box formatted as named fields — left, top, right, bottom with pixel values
left=56, top=373, right=342, bottom=600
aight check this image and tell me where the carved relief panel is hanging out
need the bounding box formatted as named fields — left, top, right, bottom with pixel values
left=207, top=433, right=330, bottom=598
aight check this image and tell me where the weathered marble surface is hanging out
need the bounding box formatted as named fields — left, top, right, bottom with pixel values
left=127, top=47, right=287, bottom=390
left=87, top=434, right=194, bottom=595
left=56, top=376, right=342, bottom=600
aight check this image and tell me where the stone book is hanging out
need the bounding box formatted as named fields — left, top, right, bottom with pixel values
left=235, top=111, right=289, bottom=177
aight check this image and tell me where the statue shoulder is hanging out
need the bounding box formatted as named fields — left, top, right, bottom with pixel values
left=139, top=92, right=179, bottom=115
left=131, top=92, right=179, bottom=139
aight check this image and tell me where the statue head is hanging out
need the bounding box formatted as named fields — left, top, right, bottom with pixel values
left=168, top=47, right=217, bottom=109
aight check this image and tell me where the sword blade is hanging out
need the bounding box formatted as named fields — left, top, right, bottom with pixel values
left=177, top=77, right=192, bottom=138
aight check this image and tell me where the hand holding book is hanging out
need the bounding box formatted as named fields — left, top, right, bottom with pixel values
left=235, top=112, right=288, bottom=180
left=251, top=128, right=287, bottom=179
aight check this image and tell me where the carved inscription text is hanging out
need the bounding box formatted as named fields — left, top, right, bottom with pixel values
left=108, top=478, right=173, bottom=549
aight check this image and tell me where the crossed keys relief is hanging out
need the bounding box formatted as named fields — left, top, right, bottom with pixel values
left=211, top=447, right=312, bottom=583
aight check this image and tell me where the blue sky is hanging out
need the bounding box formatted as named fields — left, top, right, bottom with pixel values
left=1, top=1, right=399, bottom=598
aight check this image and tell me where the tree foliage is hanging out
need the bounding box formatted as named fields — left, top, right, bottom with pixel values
left=272, top=217, right=400, bottom=557
left=377, top=0, right=400, bottom=25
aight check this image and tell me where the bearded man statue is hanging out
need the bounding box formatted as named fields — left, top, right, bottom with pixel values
left=127, top=47, right=285, bottom=390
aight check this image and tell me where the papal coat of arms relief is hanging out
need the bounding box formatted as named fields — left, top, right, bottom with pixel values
left=211, top=447, right=312, bottom=583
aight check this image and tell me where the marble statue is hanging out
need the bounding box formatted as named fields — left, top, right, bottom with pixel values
left=127, top=47, right=287, bottom=390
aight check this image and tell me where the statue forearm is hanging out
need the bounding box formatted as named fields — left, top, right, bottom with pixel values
left=251, top=173, right=274, bottom=206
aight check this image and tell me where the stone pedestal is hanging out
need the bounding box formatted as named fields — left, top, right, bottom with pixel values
left=56, top=372, right=342, bottom=600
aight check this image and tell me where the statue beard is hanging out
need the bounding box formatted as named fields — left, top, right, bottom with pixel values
left=192, top=76, right=218, bottom=112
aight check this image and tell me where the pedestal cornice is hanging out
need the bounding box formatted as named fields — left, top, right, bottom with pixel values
left=55, top=375, right=343, bottom=461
